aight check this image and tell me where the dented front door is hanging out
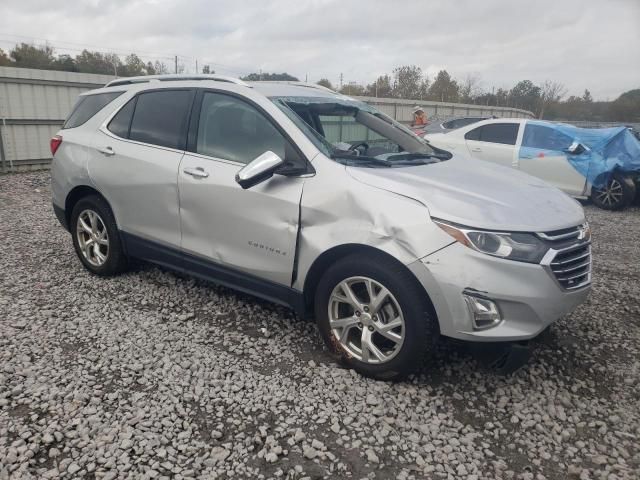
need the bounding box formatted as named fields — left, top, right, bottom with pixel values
left=178, top=153, right=304, bottom=286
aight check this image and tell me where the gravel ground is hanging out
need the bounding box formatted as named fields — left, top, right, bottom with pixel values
left=0, top=171, right=639, bottom=480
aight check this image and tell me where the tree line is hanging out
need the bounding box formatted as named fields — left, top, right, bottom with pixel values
left=1, top=44, right=637, bottom=122
left=316, top=67, right=639, bottom=123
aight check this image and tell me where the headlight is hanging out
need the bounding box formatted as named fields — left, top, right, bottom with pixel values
left=434, top=219, right=549, bottom=263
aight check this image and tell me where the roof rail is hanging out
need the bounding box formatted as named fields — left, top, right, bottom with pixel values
left=249, top=80, right=335, bottom=93
left=104, top=74, right=249, bottom=88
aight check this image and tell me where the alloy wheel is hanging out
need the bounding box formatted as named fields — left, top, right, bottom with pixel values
left=328, top=276, right=405, bottom=364
left=595, top=179, right=623, bottom=207
left=76, top=209, right=109, bottom=267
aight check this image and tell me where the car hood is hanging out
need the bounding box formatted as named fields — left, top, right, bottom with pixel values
left=347, top=157, right=585, bottom=232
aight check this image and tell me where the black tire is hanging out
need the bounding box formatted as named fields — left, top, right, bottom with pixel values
left=314, top=253, right=438, bottom=380
left=70, top=195, right=128, bottom=276
left=590, top=173, right=636, bottom=211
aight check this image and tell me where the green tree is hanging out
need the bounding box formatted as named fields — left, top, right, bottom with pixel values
left=75, top=50, right=121, bottom=75
left=120, top=54, right=148, bottom=76
left=509, top=80, right=541, bottom=113
left=339, top=82, right=366, bottom=96
left=53, top=54, right=77, bottom=72
left=365, top=74, right=393, bottom=98
left=202, top=65, right=215, bottom=74
left=609, top=89, right=640, bottom=122
left=241, top=72, right=299, bottom=81
left=582, top=89, right=593, bottom=103
left=392, top=65, right=426, bottom=99
left=317, top=78, right=334, bottom=90
left=10, top=43, right=55, bottom=69
left=428, top=70, right=459, bottom=102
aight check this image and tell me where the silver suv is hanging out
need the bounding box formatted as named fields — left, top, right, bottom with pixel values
left=51, top=75, right=592, bottom=379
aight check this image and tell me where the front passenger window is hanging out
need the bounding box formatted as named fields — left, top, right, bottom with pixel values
left=196, top=93, right=287, bottom=164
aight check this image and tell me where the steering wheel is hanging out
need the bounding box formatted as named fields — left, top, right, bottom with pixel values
left=348, top=142, right=369, bottom=154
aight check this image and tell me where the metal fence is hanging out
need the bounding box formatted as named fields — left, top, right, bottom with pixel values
left=0, top=66, right=540, bottom=172
left=0, top=67, right=113, bottom=172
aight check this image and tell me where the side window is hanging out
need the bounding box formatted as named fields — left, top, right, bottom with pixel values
left=465, top=126, right=482, bottom=141
left=63, top=92, right=123, bottom=129
left=196, top=92, right=288, bottom=164
left=129, top=90, right=193, bottom=149
left=477, top=123, right=519, bottom=145
left=107, top=98, right=136, bottom=138
left=522, top=124, right=573, bottom=151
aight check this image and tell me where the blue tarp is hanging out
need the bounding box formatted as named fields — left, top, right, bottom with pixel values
left=519, top=120, right=640, bottom=188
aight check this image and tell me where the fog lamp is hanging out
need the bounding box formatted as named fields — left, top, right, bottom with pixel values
left=463, top=293, right=502, bottom=330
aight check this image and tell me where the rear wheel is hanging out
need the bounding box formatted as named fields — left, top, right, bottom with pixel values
left=315, top=253, right=437, bottom=380
left=590, top=173, right=636, bottom=210
left=71, top=195, right=128, bottom=276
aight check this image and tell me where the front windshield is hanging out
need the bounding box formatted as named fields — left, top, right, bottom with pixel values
left=271, top=96, right=451, bottom=167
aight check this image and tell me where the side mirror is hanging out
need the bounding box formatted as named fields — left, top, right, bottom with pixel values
left=235, top=151, right=285, bottom=189
left=565, top=141, right=586, bottom=155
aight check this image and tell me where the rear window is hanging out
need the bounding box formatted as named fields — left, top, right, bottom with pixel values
left=128, top=90, right=193, bottom=149
left=465, top=123, right=519, bottom=145
left=107, top=98, right=136, bottom=138
left=63, top=92, right=123, bottom=129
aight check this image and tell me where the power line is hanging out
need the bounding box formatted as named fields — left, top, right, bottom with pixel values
left=0, top=32, right=179, bottom=61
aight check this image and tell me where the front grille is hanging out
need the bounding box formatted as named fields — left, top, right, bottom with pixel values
left=549, top=243, right=591, bottom=289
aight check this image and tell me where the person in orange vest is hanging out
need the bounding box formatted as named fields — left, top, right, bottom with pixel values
left=412, top=106, right=428, bottom=126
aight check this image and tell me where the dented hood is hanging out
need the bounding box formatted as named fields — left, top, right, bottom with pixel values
left=347, top=157, right=585, bottom=232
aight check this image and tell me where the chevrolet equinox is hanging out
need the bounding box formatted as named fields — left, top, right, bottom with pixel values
left=51, top=75, right=592, bottom=379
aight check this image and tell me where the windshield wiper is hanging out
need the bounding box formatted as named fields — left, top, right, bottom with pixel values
left=385, top=152, right=449, bottom=163
left=330, top=153, right=391, bottom=167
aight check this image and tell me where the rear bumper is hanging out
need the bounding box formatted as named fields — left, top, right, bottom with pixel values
left=408, top=243, right=591, bottom=342
left=52, top=203, right=68, bottom=231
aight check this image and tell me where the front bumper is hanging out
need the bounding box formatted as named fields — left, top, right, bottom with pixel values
left=408, top=242, right=591, bottom=342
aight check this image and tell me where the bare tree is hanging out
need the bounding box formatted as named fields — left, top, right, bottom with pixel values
left=539, top=80, right=567, bottom=118
left=459, top=73, right=483, bottom=103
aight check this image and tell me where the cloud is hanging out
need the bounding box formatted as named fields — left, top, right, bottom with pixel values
left=0, top=0, right=638, bottom=99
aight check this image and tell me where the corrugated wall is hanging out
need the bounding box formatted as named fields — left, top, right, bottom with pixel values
left=0, top=67, right=112, bottom=171
left=0, top=66, right=535, bottom=172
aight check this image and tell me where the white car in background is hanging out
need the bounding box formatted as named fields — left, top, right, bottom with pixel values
left=424, top=119, right=639, bottom=210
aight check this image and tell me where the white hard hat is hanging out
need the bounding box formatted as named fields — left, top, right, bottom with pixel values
left=413, top=106, right=424, bottom=113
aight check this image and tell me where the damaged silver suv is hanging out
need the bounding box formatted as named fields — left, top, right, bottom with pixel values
left=51, top=75, right=591, bottom=379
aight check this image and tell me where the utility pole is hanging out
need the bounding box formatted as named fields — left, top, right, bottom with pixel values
left=339, top=73, right=343, bottom=89
left=175, top=56, right=178, bottom=74
left=305, top=73, right=308, bottom=82
left=196, top=59, right=198, bottom=74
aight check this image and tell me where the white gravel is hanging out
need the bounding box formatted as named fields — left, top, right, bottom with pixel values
left=1, top=171, right=639, bottom=480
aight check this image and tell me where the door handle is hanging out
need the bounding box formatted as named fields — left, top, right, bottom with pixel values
left=471, top=147, right=482, bottom=152
left=98, top=146, right=115, bottom=156
left=183, top=166, right=209, bottom=178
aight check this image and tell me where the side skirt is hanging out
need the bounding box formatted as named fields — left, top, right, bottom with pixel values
left=121, top=231, right=306, bottom=316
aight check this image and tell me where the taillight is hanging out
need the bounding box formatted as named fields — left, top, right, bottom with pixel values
left=50, top=135, right=62, bottom=156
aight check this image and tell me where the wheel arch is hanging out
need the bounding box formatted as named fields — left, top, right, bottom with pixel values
left=64, top=185, right=114, bottom=231
left=301, top=243, right=439, bottom=330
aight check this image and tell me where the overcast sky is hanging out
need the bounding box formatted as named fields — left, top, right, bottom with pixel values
left=1, top=0, right=638, bottom=100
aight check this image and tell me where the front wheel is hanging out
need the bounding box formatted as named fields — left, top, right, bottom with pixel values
left=590, top=173, right=636, bottom=210
left=314, top=254, right=438, bottom=380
